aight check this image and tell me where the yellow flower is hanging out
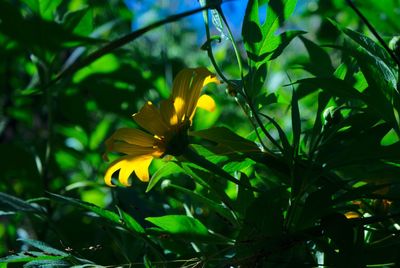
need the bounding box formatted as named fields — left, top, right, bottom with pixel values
left=103, top=67, right=219, bottom=186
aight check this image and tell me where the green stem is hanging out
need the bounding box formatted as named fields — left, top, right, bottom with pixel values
left=235, top=97, right=269, bottom=152
left=216, top=7, right=244, bottom=78
left=201, top=6, right=231, bottom=85
left=242, top=91, right=284, bottom=152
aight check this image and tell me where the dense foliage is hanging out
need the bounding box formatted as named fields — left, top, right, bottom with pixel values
left=1, top=0, right=400, bottom=267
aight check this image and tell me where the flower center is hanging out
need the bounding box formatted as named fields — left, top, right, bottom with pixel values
left=164, top=120, right=190, bottom=156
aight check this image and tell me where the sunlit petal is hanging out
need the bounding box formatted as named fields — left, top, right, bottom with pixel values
left=173, top=97, right=185, bottom=122
left=171, top=69, right=194, bottom=112
left=171, top=68, right=219, bottom=122
left=160, top=99, right=178, bottom=126
left=133, top=101, right=170, bottom=136
left=104, top=67, right=219, bottom=187
left=104, top=154, right=154, bottom=186
left=111, top=143, right=159, bottom=156
left=185, top=68, right=219, bottom=119
left=196, top=94, right=216, bottom=112
left=134, top=156, right=153, bottom=182
left=105, top=128, right=157, bottom=154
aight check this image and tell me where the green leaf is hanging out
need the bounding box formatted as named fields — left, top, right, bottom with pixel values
left=242, top=0, right=301, bottom=63
left=318, top=122, right=399, bottom=168
left=179, top=162, right=235, bottom=210
left=165, top=183, right=239, bottom=227
left=146, top=215, right=210, bottom=239
left=330, top=20, right=399, bottom=133
left=258, top=113, right=292, bottom=157
left=49, top=193, right=120, bottom=221
left=49, top=193, right=147, bottom=235
left=116, top=207, right=145, bottom=234
left=63, top=7, right=94, bottom=36
left=295, top=77, right=366, bottom=101
left=223, top=158, right=255, bottom=173
left=22, top=0, right=63, bottom=20
left=235, top=173, right=255, bottom=216
left=0, top=1, right=98, bottom=52
left=291, top=87, right=301, bottom=154
left=299, top=36, right=334, bottom=76
left=24, top=260, right=70, bottom=267
left=0, top=192, right=44, bottom=213
left=345, top=43, right=399, bottom=133
left=146, top=162, right=183, bottom=193
left=0, top=251, right=65, bottom=264
left=18, top=239, right=68, bottom=257
left=191, top=127, right=260, bottom=154
left=244, top=62, right=267, bottom=100
left=308, top=92, right=330, bottom=151
left=329, top=19, right=395, bottom=68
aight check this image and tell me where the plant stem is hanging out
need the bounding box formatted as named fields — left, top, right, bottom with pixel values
left=216, top=7, right=244, bottom=78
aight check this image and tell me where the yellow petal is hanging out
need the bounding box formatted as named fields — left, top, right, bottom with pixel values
left=160, top=99, right=178, bottom=127
left=106, top=128, right=156, bottom=148
left=134, top=156, right=153, bottom=182
left=344, top=211, right=360, bottom=219
left=133, top=101, right=170, bottom=136
left=173, top=97, right=185, bottom=123
left=196, top=94, right=216, bottom=112
left=171, top=68, right=219, bottom=122
left=104, top=154, right=154, bottom=186
left=111, top=143, right=159, bottom=156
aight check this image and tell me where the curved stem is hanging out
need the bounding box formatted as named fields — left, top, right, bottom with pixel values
left=216, top=7, right=244, bottom=78
left=201, top=6, right=231, bottom=85
left=235, top=97, right=269, bottom=152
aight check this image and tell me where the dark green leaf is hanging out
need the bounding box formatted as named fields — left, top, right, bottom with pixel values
left=165, top=183, right=239, bottom=227
left=63, top=7, right=94, bottom=36
left=295, top=77, right=366, bottom=101
left=18, top=239, right=68, bottom=257
left=0, top=192, right=44, bottom=213
left=22, top=0, right=63, bottom=20
left=0, top=251, right=64, bottom=264
left=0, top=1, right=98, bottom=52
left=299, top=36, right=334, bottom=76
left=191, top=127, right=260, bottom=154
left=117, top=207, right=145, bottom=234
left=291, top=87, right=301, bottom=153
left=49, top=193, right=120, bottom=222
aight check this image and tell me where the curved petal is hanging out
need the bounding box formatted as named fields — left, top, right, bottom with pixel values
left=111, top=142, right=161, bottom=156
left=196, top=94, right=216, bottom=112
left=160, top=99, right=178, bottom=127
left=171, top=68, right=219, bottom=122
left=133, top=101, right=170, bottom=136
left=133, top=156, right=153, bottom=182
left=106, top=128, right=157, bottom=148
left=171, top=69, right=194, bottom=120
left=104, top=154, right=154, bottom=186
